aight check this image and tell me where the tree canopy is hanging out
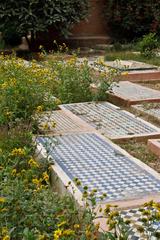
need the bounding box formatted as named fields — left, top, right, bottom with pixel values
left=0, top=0, right=89, bottom=50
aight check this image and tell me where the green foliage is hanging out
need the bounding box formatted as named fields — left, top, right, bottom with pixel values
left=0, top=0, right=89, bottom=50
left=2, top=26, right=22, bottom=47
left=105, top=0, right=160, bottom=41
left=43, top=55, right=114, bottom=104
left=0, top=56, right=58, bottom=126
left=137, top=33, right=159, bottom=58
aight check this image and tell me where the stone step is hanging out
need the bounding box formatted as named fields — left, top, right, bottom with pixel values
left=37, top=132, right=160, bottom=206
left=60, top=102, right=160, bottom=142
left=108, top=81, right=160, bottom=106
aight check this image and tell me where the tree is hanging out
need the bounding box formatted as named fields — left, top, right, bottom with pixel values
left=0, top=0, right=89, bottom=51
left=105, top=0, right=160, bottom=41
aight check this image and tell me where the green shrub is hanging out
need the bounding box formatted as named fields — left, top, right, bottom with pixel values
left=0, top=0, right=89, bottom=51
left=137, top=33, right=159, bottom=58
left=0, top=56, right=58, bottom=126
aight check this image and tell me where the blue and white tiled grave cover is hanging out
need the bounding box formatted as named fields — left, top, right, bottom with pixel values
left=37, top=133, right=160, bottom=202
left=60, top=102, right=160, bottom=139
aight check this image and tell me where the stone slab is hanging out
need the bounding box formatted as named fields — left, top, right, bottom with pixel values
left=132, top=103, right=160, bottom=122
left=60, top=102, right=160, bottom=141
left=37, top=110, right=94, bottom=135
left=37, top=133, right=160, bottom=204
left=148, top=139, right=160, bottom=157
left=108, top=81, right=160, bottom=106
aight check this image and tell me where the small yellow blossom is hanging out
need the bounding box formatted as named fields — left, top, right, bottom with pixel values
left=11, top=169, right=17, bottom=176
left=10, top=148, right=25, bottom=157
left=42, top=172, right=49, bottom=182
left=28, top=158, right=39, bottom=168
left=2, top=227, right=8, bottom=235
left=54, top=98, right=61, bottom=105
left=42, top=123, right=49, bottom=130
left=36, top=105, right=43, bottom=113
left=53, top=229, right=62, bottom=240
left=2, top=235, right=10, bottom=240
left=74, top=224, right=80, bottom=229
left=32, top=178, right=40, bottom=185
left=0, top=197, right=6, bottom=203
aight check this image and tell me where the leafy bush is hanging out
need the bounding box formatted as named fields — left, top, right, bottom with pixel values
left=0, top=0, right=89, bottom=51
left=0, top=56, right=58, bottom=126
left=105, top=0, right=160, bottom=41
left=44, top=55, right=117, bottom=104
left=137, top=33, right=159, bottom=58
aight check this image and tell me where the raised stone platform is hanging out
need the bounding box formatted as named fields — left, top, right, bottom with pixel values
left=60, top=102, right=160, bottom=141
left=148, top=139, right=160, bottom=157
left=108, top=81, right=160, bottom=106
left=132, top=103, right=160, bottom=122
left=37, top=133, right=160, bottom=205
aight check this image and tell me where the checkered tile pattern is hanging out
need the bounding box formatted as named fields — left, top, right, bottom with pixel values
left=38, top=110, right=87, bottom=134
left=37, top=133, right=160, bottom=202
left=120, top=208, right=160, bottom=240
left=111, top=81, right=160, bottom=101
left=133, top=104, right=160, bottom=121
left=60, top=102, right=159, bottom=139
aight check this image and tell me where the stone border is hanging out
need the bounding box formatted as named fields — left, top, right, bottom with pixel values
left=121, top=70, right=160, bottom=83
left=60, top=104, right=160, bottom=142
left=148, top=139, right=160, bottom=157
left=36, top=132, right=160, bottom=209
left=108, top=92, right=160, bottom=107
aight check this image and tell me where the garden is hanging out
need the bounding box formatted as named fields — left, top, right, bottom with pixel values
left=1, top=1, right=160, bottom=240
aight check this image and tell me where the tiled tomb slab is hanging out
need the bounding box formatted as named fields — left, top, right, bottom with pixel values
left=37, top=132, right=160, bottom=205
left=81, top=58, right=160, bottom=83
left=60, top=102, right=160, bottom=141
left=132, top=103, right=160, bottom=122
left=96, top=207, right=160, bottom=240
left=148, top=139, right=160, bottom=157
left=38, top=110, right=94, bottom=135
left=108, top=81, right=160, bottom=106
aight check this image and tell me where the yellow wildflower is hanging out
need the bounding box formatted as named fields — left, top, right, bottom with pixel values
left=10, top=148, right=25, bottom=157
left=32, top=178, right=40, bottom=185
left=2, top=227, right=8, bottom=235
left=74, top=224, right=80, bottom=229
left=53, top=229, right=62, bottom=240
left=63, top=229, right=75, bottom=236
left=11, top=169, right=17, bottom=176
left=0, top=197, right=6, bottom=203
left=2, top=235, right=10, bottom=240
left=36, top=105, right=43, bottom=113
left=28, top=158, right=39, bottom=168
left=54, top=98, right=61, bottom=105
left=42, top=172, right=49, bottom=182
left=42, top=123, right=49, bottom=130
